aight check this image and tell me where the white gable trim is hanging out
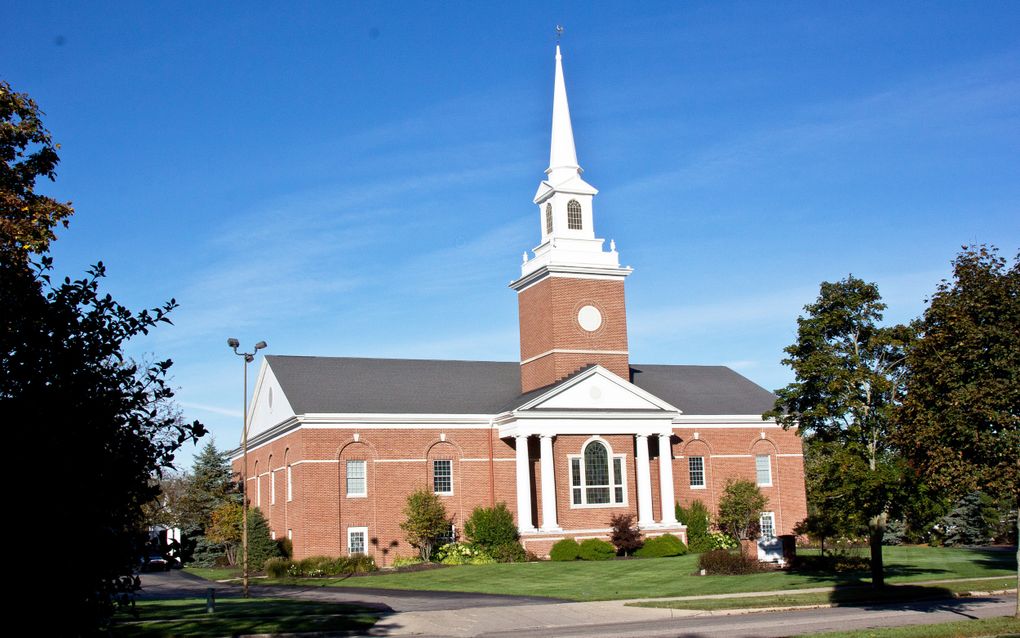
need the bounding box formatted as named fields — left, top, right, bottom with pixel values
left=516, top=365, right=680, bottom=413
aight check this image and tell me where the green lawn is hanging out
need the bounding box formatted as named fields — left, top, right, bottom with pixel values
left=183, top=567, right=241, bottom=582
left=254, top=547, right=1015, bottom=602
left=110, top=598, right=378, bottom=637
left=804, top=616, right=1020, bottom=638
left=628, top=578, right=1017, bottom=611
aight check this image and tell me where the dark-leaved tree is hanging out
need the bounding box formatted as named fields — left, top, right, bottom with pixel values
left=1, top=79, right=204, bottom=634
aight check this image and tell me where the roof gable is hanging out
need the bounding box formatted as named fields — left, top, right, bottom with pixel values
left=517, top=365, right=678, bottom=413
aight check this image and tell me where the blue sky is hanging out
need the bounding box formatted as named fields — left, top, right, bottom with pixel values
left=5, top=1, right=1018, bottom=467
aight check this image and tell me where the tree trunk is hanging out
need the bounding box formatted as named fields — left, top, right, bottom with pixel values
left=1014, top=503, right=1018, bottom=619
left=868, top=512, right=886, bottom=588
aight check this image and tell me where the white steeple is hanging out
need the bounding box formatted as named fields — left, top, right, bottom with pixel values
left=547, top=45, right=580, bottom=184
left=514, top=44, right=631, bottom=290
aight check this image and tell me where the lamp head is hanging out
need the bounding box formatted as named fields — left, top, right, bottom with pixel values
left=255, top=341, right=267, bottom=350
left=227, top=337, right=240, bottom=349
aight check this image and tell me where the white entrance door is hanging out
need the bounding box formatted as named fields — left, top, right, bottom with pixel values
left=757, top=511, right=782, bottom=562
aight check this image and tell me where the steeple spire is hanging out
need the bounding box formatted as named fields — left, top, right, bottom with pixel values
left=548, top=45, right=580, bottom=182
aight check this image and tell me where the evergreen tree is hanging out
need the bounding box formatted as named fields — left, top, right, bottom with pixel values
left=181, top=439, right=238, bottom=533
left=941, top=492, right=998, bottom=547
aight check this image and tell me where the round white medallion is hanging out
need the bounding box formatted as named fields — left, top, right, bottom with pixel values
left=577, top=305, right=603, bottom=332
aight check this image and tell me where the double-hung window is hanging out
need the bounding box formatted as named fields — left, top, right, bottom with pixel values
left=433, top=459, right=453, bottom=495
left=346, top=460, right=366, bottom=497
left=755, top=454, right=772, bottom=486
left=348, top=527, right=367, bottom=555
left=688, top=456, right=705, bottom=488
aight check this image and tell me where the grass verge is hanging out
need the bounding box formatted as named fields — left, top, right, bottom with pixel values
left=627, top=578, right=1016, bottom=610
left=803, top=615, right=1020, bottom=638
left=110, top=598, right=378, bottom=637
left=183, top=567, right=241, bottom=582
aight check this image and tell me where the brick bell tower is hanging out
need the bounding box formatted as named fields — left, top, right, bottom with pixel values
left=511, top=45, right=633, bottom=393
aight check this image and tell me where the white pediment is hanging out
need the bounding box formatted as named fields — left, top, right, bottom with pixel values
left=519, top=366, right=679, bottom=413
left=247, top=360, right=296, bottom=439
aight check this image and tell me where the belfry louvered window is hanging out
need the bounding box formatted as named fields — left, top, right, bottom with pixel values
left=567, top=199, right=582, bottom=230
left=545, top=203, right=553, bottom=234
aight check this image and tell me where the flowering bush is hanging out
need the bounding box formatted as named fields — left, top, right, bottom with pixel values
left=706, top=531, right=739, bottom=550
left=435, top=542, right=496, bottom=565
left=392, top=556, right=424, bottom=568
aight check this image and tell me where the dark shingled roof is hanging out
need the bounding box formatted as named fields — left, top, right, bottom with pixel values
left=266, top=355, right=776, bottom=416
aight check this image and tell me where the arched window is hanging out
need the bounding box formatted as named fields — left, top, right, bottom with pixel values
left=569, top=440, right=625, bottom=506
left=269, top=454, right=275, bottom=505
left=285, top=449, right=293, bottom=502
left=545, top=203, right=553, bottom=234
left=567, top=199, right=582, bottom=230
left=254, top=461, right=261, bottom=508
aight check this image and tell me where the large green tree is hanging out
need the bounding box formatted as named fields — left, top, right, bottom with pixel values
left=766, top=276, right=912, bottom=587
left=895, top=245, right=1019, bottom=614
left=1, top=79, right=204, bottom=633
left=179, top=440, right=239, bottom=533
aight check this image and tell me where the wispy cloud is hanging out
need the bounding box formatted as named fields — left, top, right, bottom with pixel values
left=181, top=402, right=242, bottom=418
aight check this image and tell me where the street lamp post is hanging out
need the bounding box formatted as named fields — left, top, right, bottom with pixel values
left=227, top=338, right=267, bottom=599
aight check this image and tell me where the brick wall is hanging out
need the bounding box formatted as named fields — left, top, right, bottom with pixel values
left=518, top=276, right=630, bottom=391
left=232, top=422, right=807, bottom=562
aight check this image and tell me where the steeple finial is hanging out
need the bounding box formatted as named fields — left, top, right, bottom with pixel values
left=548, top=39, right=580, bottom=182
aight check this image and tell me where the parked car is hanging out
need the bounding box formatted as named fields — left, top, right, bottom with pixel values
left=141, top=554, right=170, bottom=572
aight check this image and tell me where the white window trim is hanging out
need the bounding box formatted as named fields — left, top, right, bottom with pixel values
left=688, top=455, right=706, bottom=489
left=759, top=511, right=776, bottom=540
left=433, top=459, right=453, bottom=496
left=347, top=526, right=368, bottom=555
left=756, top=454, right=773, bottom=487
left=286, top=465, right=293, bottom=502
left=568, top=439, right=627, bottom=508
left=346, top=459, right=367, bottom=498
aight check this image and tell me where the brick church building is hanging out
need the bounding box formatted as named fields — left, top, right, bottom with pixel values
left=232, top=45, right=807, bottom=561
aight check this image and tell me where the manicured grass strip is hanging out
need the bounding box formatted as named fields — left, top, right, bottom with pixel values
left=183, top=566, right=241, bottom=582
left=802, top=615, right=1020, bottom=638
left=110, top=598, right=378, bottom=637
left=290, top=547, right=1015, bottom=602
left=627, top=579, right=1016, bottom=611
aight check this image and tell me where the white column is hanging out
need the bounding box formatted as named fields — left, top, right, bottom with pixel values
left=515, top=435, right=535, bottom=532
left=539, top=434, right=560, bottom=531
left=635, top=434, right=654, bottom=527
left=658, top=433, right=678, bottom=525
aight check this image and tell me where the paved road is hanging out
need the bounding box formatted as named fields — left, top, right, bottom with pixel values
left=138, top=569, right=565, bottom=612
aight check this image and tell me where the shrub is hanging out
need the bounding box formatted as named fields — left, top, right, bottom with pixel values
left=634, top=533, right=687, bottom=558
left=717, top=480, right=768, bottom=542
left=265, top=557, right=291, bottom=578
left=464, top=503, right=519, bottom=549
left=549, top=538, right=581, bottom=561
left=609, top=513, right=642, bottom=556
left=392, top=556, right=424, bottom=568
left=706, top=531, right=738, bottom=550
left=400, top=489, right=451, bottom=561
left=578, top=538, right=615, bottom=561
left=276, top=537, right=293, bottom=559
left=247, top=508, right=282, bottom=571
left=435, top=542, right=495, bottom=565
left=698, top=549, right=762, bottom=575
left=676, top=500, right=711, bottom=552
left=277, top=554, right=378, bottom=577
left=491, top=542, right=527, bottom=563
